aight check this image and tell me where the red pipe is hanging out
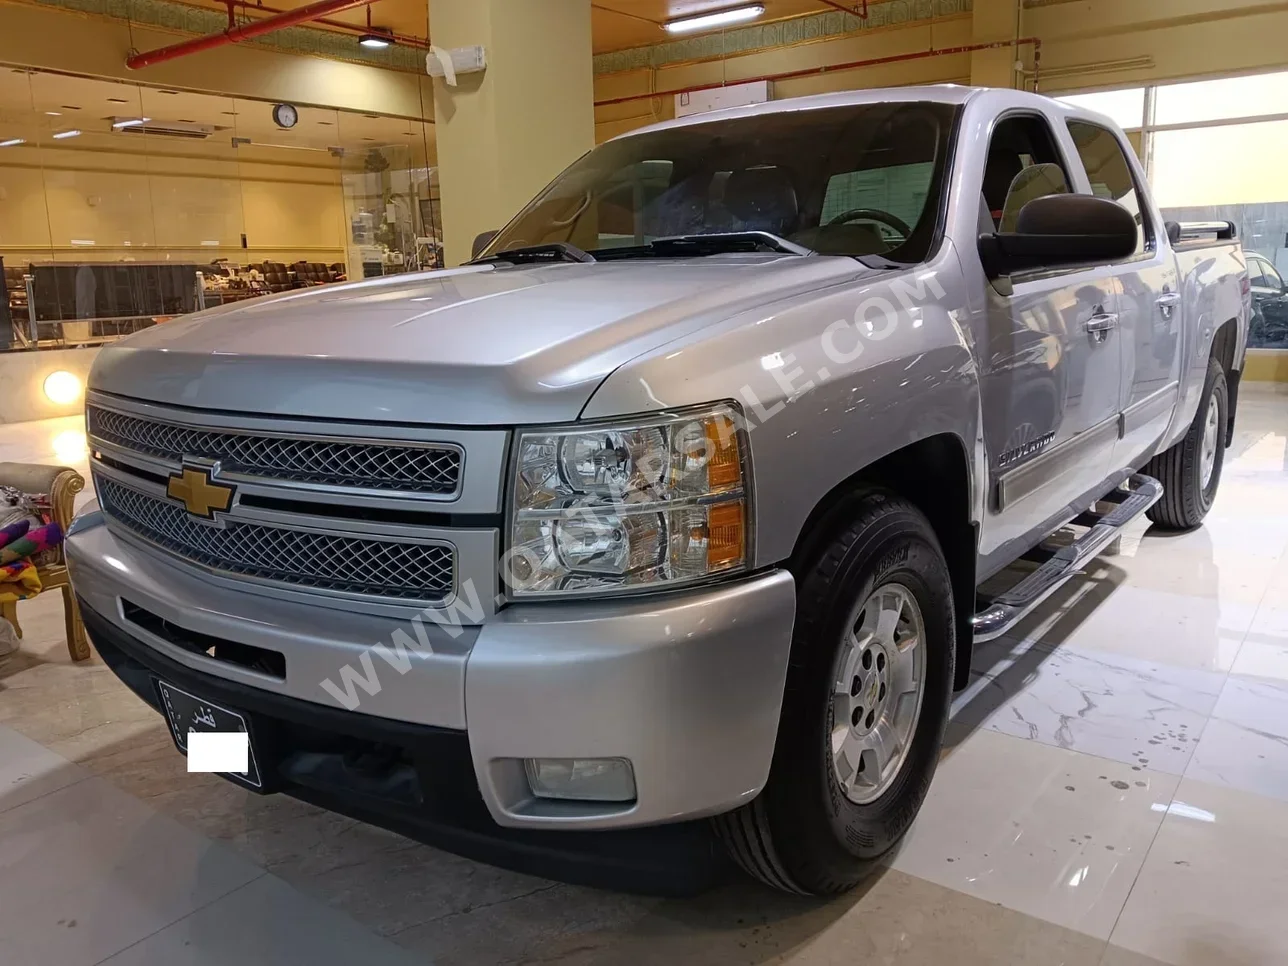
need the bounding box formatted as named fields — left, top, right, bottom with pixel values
left=594, top=36, right=1041, bottom=107
left=234, top=0, right=430, bottom=48
left=127, top=0, right=377, bottom=69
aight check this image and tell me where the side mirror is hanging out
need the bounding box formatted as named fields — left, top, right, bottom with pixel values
left=978, top=194, right=1137, bottom=279
left=472, top=230, right=499, bottom=260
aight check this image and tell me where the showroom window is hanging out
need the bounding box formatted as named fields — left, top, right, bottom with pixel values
left=1061, top=70, right=1288, bottom=348
left=0, top=66, right=440, bottom=352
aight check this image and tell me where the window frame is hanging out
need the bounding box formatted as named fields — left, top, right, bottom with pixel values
left=981, top=110, right=1078, bottom=232
left=1065, top=118, right=1157, bottom=261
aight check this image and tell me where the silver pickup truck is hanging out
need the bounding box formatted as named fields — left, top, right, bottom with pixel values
left=67, top=85, right=1248, bottom=896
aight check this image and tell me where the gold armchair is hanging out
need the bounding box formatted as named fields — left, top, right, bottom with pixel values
left=0, top=462, right=89, bottom=661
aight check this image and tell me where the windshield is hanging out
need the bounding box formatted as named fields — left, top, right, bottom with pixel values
left=484, top=101, right=959, bottom=264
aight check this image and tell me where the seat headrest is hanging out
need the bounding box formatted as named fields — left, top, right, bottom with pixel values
left=1000, top=163, right=1070, bottom=232
left=723, top=167, right=799, bottom=235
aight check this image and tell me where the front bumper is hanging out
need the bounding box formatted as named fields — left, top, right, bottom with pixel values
left=67, top=509, right=796, bottom=835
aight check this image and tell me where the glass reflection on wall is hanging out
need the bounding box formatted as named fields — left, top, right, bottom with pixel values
left=0, top=65, right=438, bottom=351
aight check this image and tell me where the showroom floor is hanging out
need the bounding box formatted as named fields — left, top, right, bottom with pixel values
left=5, top=389, right=1288, bottom=965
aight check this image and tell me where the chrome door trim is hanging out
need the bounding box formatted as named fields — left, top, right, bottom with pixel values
left=996, top=413, right=1122, bottom=511
left=1121, top=381, right=1179, bottom=440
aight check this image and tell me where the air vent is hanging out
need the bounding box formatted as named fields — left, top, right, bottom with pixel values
left=110, top=118, right=220, bottom=140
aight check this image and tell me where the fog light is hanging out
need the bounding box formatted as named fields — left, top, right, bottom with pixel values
left=524, top=758, right=636, bottom=802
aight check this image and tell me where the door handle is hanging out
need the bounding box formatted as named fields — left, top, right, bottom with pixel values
left=1156, top=292, right=1182, bottom=307
left=1084, top=313, right=1119, bottom=333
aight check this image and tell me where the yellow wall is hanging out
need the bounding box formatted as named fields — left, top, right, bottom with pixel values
left=592, top=1, right=1288, bottom=140
left=0, top=139, right=347, bottom=268
left=0, top=0, right=434, bottom=120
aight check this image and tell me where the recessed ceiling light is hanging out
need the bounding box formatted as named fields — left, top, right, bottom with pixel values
left=363, top=113, right=379, bottom=119
left=61, top=105, right=81, bottom=110
left=45, top=111, right=61, bottom=116
left=111, top=117, right=151, bottom=128
left=177, top=118, right=195, bottom=123
left=664, top=3, right=764, bottom=33
left=158, top=90, right=179, bottom=94
left=107, top=97, right=129, bottom=104
left=51, top=129, right=81, bottom=139
left=362, top=136, right=375, bottom=141
left=317, top=120, right=333, bottom=126
left=221, top=111, right=238, bottom=116
left=358, top=32, right=393, bottom=48
left=0, top=138, right=25, bottom=148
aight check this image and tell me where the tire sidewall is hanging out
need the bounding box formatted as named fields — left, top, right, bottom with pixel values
left=1196, top=363, right=1228, bottom=511
left=770, top=502, right=955, bottom=883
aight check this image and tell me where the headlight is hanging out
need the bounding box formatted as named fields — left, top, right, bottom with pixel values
left=506, top=402, right=750, bottom=598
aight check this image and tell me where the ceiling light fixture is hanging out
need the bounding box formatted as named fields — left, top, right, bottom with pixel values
left=0, top=138, right=25, bottom=148
left=45, top=111, right=61, bottom=116
left=358, top=32, right=393, bottom=48
left=111, top=117, right=151, bottom=128
left=51, top=129, right=81, bottom=139
left=664, top=3, right=764, bottom=33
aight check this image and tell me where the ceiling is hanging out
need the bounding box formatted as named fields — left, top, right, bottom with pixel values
left=172, top=0, right=863, bottom=54
left=0, top=68, right=433, bottom=157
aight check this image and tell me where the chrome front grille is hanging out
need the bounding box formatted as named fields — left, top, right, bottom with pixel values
left=88, top=405, right=462, bottom=495
left=97, top=476, right=454, bottom=603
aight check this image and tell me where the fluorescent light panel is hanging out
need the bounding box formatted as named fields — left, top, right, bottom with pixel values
left=0, top=138, right=24, bottom=148
left=52, top=129, right=81, bottom=139
left=112, top=117, right=151, bottom=128
left=664, top=3, right=764, bottom=33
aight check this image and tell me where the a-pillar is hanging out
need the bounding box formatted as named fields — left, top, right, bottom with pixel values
left=970, top=0, right=1023, bottom=89
left=428, top=0, right=595, bottom=266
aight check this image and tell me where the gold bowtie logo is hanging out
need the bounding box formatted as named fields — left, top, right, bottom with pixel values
left=166, top=467, right=234, bottom=519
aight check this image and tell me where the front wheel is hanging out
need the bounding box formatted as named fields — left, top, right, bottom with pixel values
left=1144, top=356, right=1228, bottom=530
left=713, top=492, right=955, bottom=895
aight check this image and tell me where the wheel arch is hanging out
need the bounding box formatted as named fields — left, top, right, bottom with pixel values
left=1211, top=315, right=1240, bottom=446
left=785, top=432, right=978, bottom=690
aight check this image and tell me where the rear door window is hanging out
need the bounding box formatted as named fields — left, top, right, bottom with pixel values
left=1066, top=120, right=1151, bottom=256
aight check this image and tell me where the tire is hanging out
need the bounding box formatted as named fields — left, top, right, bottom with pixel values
left=1144, top=356, right=1228, bottom=530
left=712, top=492, right=955, bottom=895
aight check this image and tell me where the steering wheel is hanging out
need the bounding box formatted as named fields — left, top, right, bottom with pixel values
left=824, top=207, right=913, bottom=241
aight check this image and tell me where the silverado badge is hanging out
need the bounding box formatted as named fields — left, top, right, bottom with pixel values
left=166, top=466, right=234, bottom=519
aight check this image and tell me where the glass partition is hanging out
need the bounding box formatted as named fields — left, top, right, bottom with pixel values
left=0, top=64, right=437, bottom=351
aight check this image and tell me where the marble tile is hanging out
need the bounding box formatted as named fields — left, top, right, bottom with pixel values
left=955, top=636, right=1223, bottom=775
left=98, top=874, right=424, bottom=966
left=1185, top=657, right=1288, bottom=802
left=1109, top=777, right=1288, bottom=966
left=889, top=729, right=1179, bottom=941
left=0, top=723, right=89, bottom=814
left=1008, top=581, right=1255, bottom=674
left=390, top=870, right=1109, bottom=966
left=0, top=776, right=262, bottom=966
left=1110, top=519, right=1287, bottom=605
left=1098, top=945, right=1180, bottom=966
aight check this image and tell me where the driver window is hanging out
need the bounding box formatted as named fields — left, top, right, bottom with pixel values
left=1265, top=260, right=1285, bottom=291
left=982, top=115, right=1071, bottom=231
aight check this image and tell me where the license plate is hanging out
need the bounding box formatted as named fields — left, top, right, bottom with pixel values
left=156, top=680, right=263, bottom=789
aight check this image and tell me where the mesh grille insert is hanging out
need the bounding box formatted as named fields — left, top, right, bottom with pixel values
left=88, top=406, right=461, bottom=495
left=97, top=476, right=453, bottom=603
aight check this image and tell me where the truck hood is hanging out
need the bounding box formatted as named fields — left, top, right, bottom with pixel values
left=90, top=255, right=863, bottom=425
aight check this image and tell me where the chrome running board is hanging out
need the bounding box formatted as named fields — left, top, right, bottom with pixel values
left=971, top=473, right=1163, bottom=643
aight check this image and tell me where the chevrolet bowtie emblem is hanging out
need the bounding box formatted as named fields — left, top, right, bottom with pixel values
left=166, top=466, right=234, bottom=519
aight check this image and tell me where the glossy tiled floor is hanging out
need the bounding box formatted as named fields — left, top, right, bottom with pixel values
left=6, top=390, right=1288, bottom=964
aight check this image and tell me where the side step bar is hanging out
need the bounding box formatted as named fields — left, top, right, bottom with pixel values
left=971, top=473, right=1163, bottom=643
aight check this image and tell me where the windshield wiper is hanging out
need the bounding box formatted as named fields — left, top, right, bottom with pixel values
left=472, top=242, right=596, bottom=265
left=594, top=231, right=814, bottom=260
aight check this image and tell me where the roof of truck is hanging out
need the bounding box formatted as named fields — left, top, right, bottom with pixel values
left=612, top=84, right=1067, bottom=140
